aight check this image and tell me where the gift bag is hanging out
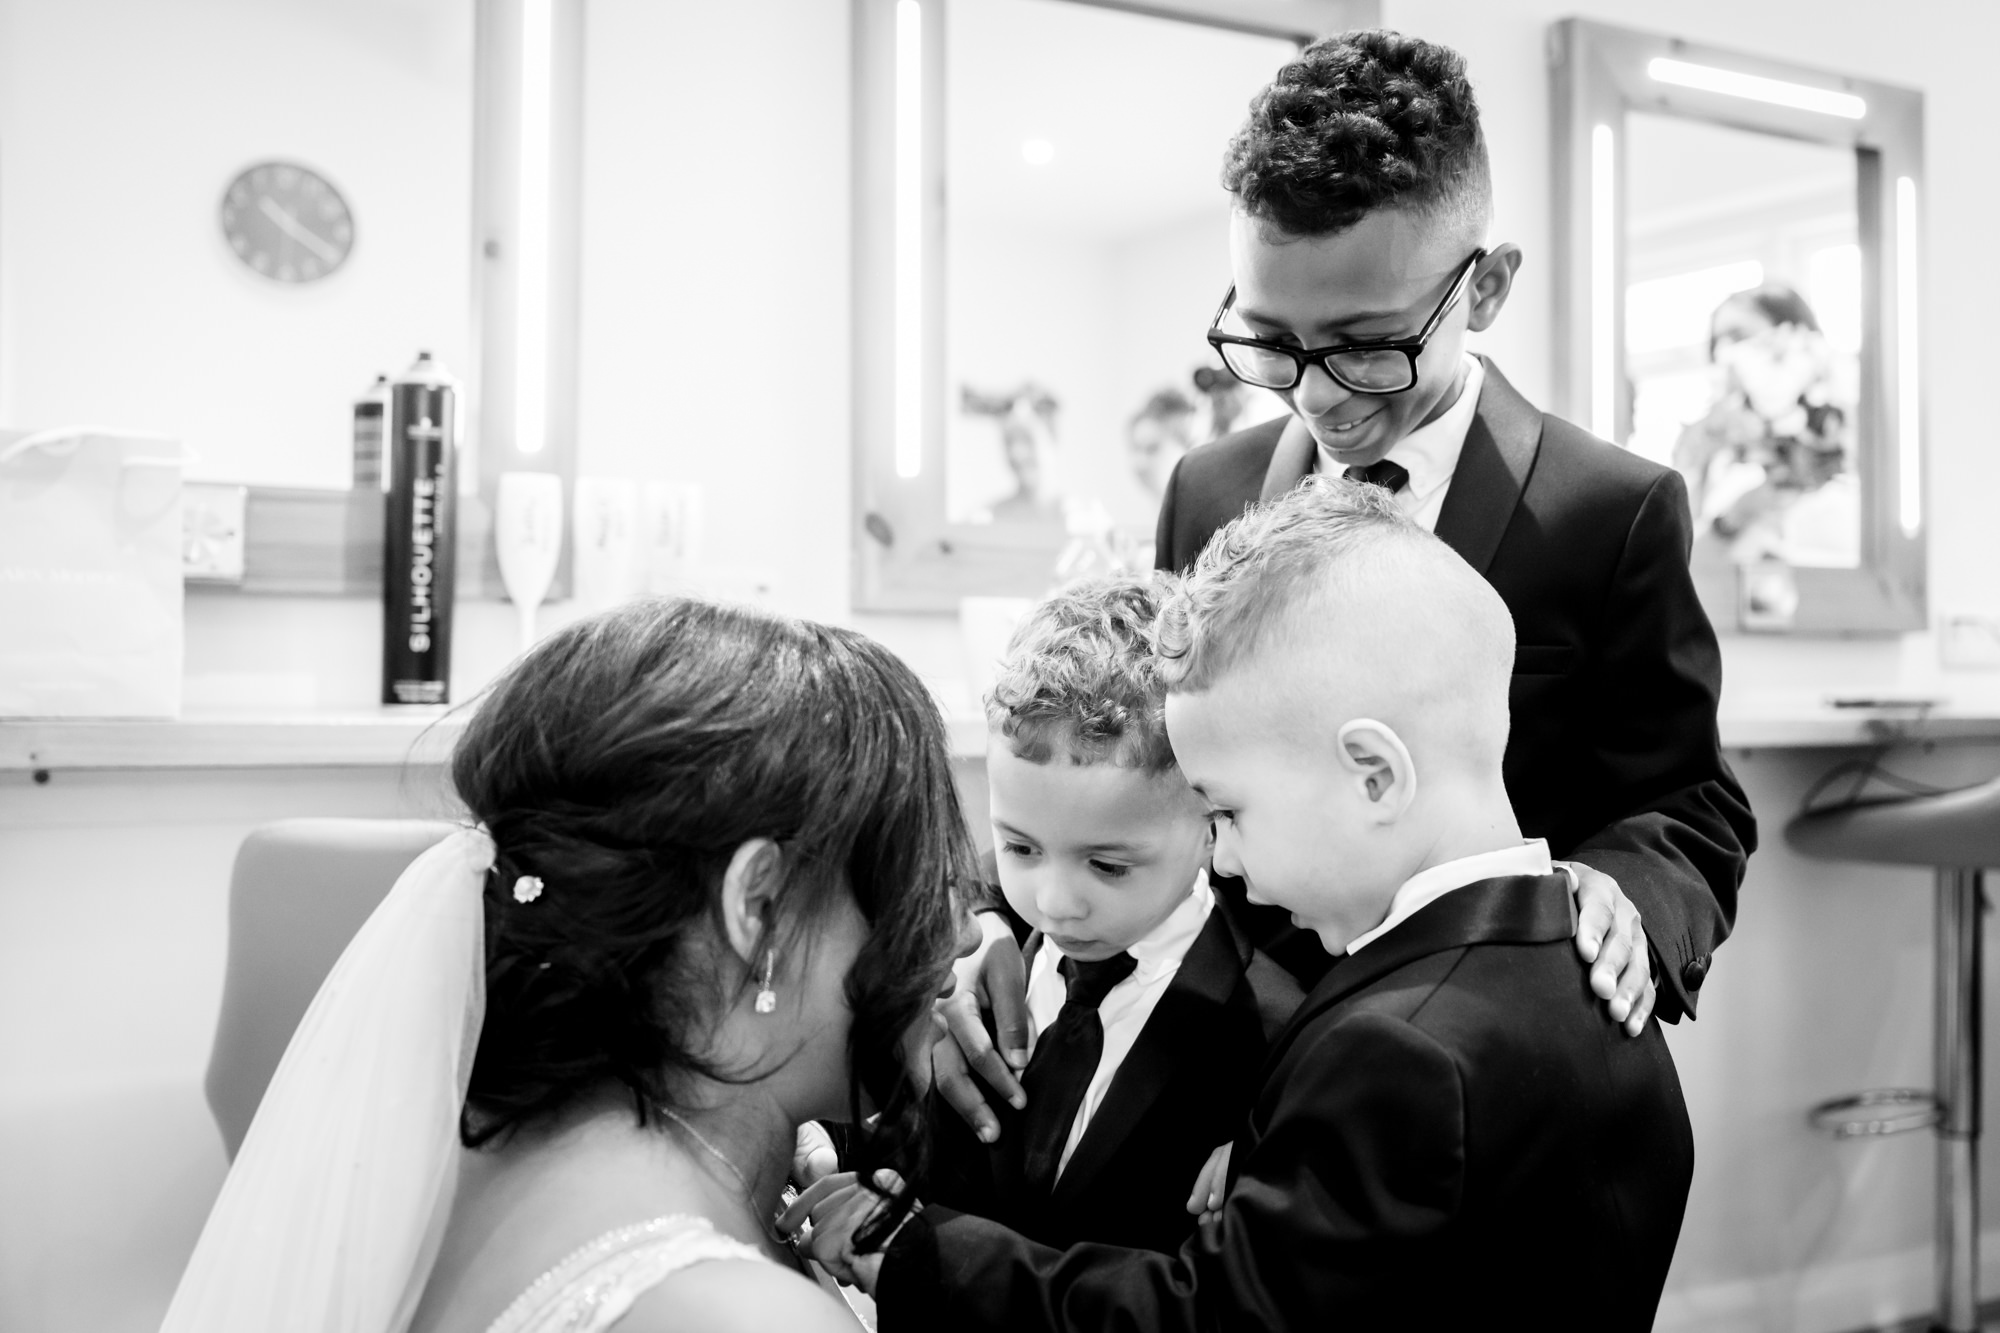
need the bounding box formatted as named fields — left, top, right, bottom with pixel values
left=0, top=428, right=185, bottom=717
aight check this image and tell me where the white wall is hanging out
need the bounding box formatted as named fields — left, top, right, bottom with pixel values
left=0, top=0, right=472, bottom=487
left=571, top=0, right=854, bottom=622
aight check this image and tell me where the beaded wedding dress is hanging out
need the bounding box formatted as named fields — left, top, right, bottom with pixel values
left=483, top=1215, right=771, bottom=1333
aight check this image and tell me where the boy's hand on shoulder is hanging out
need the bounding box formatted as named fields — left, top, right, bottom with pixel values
left=792, top=1121, right=842, bottom=1188
left=1185, top=1141, right=1232, bottom=1220
left=1562, top=861, right=1656, bottom=1037
left=925, top=911, right=1032, bottom=1142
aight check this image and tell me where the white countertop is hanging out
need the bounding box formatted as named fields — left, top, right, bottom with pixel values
left=1717, top=688, right=2000, bottom=749
left=5, top=691, right=2000, bottom=772
left=0, top=706, right=997, bottom=772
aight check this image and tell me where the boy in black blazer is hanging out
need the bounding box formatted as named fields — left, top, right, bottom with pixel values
left=804, top=479, right=1695, bottom=1332
left=1152, top=28, right=1755, bottom=1023
left=862, top=576, right=1299, bottom=1256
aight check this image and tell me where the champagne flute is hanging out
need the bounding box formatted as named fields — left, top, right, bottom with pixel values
left=494, top=471, right=564, bottom=654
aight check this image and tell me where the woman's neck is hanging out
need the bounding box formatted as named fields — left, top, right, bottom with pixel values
left=656, top=1084, right=796, bottom=1241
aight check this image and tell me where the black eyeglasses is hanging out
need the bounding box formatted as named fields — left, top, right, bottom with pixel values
left=1205, top=249, right=1488, bottom=395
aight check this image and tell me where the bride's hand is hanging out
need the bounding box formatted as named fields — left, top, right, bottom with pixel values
left=785, top=1170, right=915, bottom=1294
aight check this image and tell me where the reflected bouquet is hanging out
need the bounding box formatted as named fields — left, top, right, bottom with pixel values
left=1676, top=323, right=1855, bottom=551
left=1715, top=322, right=1851, bottom=491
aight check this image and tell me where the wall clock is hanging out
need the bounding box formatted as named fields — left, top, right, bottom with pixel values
left=219, top=161, right=355, bottom=284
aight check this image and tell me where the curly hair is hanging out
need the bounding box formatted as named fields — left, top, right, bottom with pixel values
left=1222, top=29, right=1490, bottom=239
left=450, top=598, right=973, bottom=1232
left=987, top=574, right=1179, bottom=774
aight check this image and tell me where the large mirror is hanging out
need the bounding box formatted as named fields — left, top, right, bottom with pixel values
left=1551, top=19, right=1925, bottom=632
left=852, top=0, right=1376, bottom=611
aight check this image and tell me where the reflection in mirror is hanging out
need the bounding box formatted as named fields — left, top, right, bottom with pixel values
left=1624, top=112, right=1861, bottom=571
left=941, top=0, right=1292, bottom=552
left=0, top=0, right=471, bottom=488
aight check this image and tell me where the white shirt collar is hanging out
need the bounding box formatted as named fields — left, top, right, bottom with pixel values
left=1315, top=353, right=1484, bottom=503
left=1344, top=837, right=1553, bottom=954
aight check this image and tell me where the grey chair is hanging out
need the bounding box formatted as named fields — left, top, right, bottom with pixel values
left=204, top=817, right=459, bottom=1159
left=1787, top=775, right=2000, bottom=1333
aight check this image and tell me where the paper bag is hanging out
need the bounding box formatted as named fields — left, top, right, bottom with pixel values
left=0, top=428, right=185, bottom=717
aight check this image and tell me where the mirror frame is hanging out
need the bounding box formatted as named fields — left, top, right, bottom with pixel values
left=849, top=0, right=1378, bottom=612
left=1550, top=18, right=1926, bottom=634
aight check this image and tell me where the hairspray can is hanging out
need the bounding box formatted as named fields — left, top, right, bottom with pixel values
left=351, top=374, right=389, bottom=490
left=381, top=351, right=458, bottom=705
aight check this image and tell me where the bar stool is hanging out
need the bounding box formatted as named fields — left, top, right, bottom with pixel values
left=1786, top=775, right=2000, bottom=1333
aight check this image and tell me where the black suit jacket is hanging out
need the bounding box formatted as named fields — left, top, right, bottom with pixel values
left=878, top=874, right=1696, bottom=1332
left=1153, top=359, right=1755, bottom=1019
left=924, top=905, right=1301, bottom=1255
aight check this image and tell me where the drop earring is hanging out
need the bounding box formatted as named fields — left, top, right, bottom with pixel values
left=754, top=949, right=777, bottom=1014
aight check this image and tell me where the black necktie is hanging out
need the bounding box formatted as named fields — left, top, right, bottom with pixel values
left=1344, top=458, right=1410, bottom=494
left=1019, top=951, right=1138, bottom=1196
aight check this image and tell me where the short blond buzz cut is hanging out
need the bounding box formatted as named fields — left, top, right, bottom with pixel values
left=1154, top=475, right=1513, bottom=706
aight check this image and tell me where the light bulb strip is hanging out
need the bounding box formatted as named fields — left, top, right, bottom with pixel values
left=1647, top=57, right=1866, bottom=121
left=893, top=0, right=924, bottom=480
left=1589, top=123, right=1616, bottom=441
left=514, top=0, right=552, bottom=457
left=1896, top=175, right=1921, bottom=537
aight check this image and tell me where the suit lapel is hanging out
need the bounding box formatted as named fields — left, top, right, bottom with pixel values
left=1432, top=357, right=1544, bottom=574
left=1048, top=907, right=1247, bottom=1208
left=1257, top=415, right=1319, bottom=504
left=1265, top=874, right=1577, bottom=1073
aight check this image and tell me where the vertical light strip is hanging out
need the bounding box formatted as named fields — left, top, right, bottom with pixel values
left=1589, top=124, right=1616, bottom=441
left=515, top=0, right=553, bottom=456
left=893, top=0, right=924, bottom=479
left=1896, top=176, right=1921, bottom=536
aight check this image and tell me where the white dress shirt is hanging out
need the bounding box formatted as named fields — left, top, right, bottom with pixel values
left=1315, top=353, right=1485, bottom=533
left=1024, top=869, right=1214, bottom=1180
left=1344, top=838, right=1555, bottom=954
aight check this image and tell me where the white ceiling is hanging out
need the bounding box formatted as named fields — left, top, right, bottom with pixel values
left=946, top=0, right=1297, bottom=241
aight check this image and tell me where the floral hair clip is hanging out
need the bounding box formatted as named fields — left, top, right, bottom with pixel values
left=512, top=875, right=545, bottom=904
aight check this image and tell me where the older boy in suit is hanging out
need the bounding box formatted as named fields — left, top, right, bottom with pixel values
left=804, top=478, right=1695, bottom=1332
left=1153, top=28, right=1755, bottom=1023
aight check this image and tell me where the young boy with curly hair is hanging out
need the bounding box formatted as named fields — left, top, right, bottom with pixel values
left=910, top=575, right=1298, bottom=1256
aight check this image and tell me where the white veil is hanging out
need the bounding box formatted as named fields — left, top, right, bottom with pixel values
left=162, top=827, right=495, bottom=1333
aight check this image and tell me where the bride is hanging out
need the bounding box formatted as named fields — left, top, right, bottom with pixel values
left=161, top=598, right=975, bottom=1332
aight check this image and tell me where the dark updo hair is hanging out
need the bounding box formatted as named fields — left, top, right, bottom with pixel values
left=1222, top=29, right=1491, bottom=240
left=451, top=598, right=973, bottom=1204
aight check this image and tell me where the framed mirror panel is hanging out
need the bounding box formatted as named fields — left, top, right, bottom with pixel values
left=1550, top=19, right=1925, bottom=633
left=851, top=0, right=1377, bottom=612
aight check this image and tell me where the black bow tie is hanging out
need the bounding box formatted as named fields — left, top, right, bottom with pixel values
left=1344, top=458, right=1410, bottom=494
